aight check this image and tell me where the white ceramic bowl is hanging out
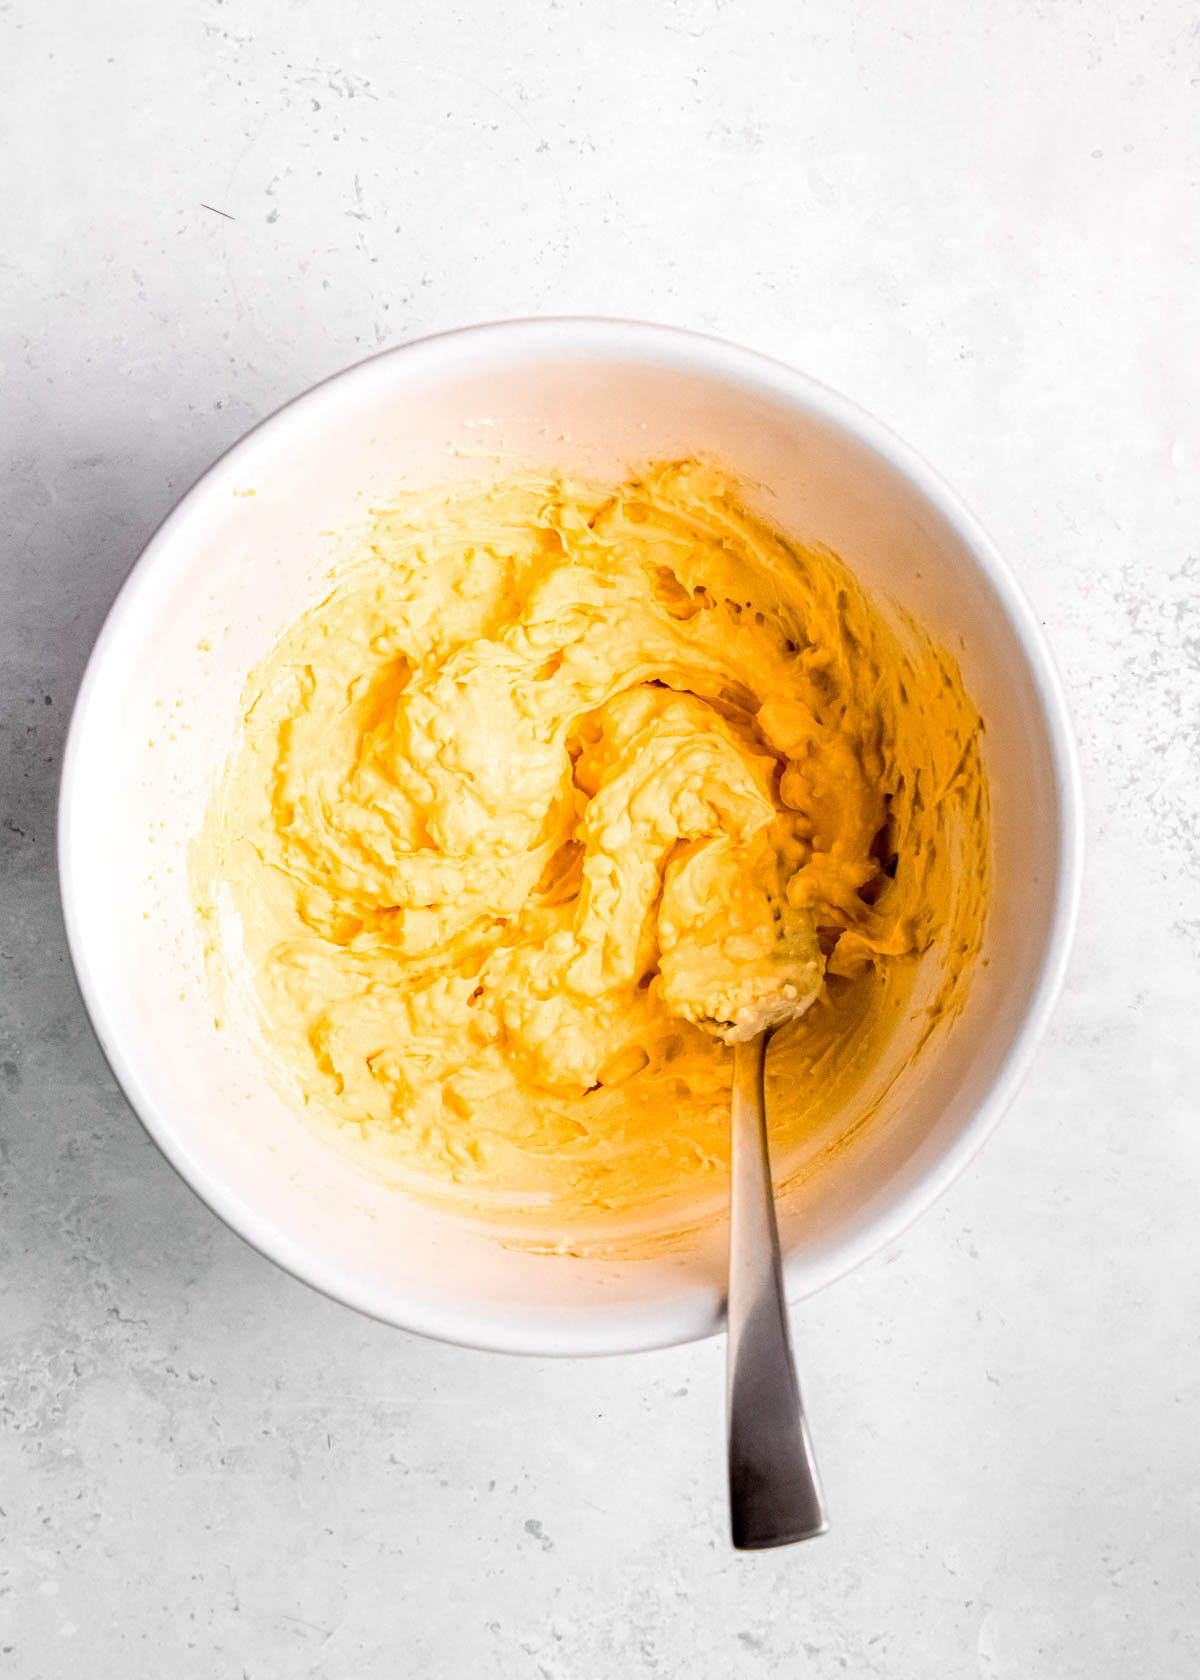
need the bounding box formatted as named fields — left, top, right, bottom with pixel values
left=59, top=320, right=1082, bottom=1355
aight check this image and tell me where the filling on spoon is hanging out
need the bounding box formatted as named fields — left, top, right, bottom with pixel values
left=658, top=836, right=824, bottom=1044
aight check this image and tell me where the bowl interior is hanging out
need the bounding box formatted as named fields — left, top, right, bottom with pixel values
left=61, top=325, right=1071, bottom=1353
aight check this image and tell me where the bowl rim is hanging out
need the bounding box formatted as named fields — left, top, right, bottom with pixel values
left=58, top=316, right=1085, bottom=1357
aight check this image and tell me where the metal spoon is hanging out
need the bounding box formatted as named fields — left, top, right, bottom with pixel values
left=726, top=1031, right=828, bottom=1549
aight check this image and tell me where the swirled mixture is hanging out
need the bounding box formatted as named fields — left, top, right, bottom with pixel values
left=196, top=461, right=987, bottom=1238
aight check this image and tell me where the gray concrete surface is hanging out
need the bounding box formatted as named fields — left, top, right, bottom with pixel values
left=2, top=1, right=1198, bottom=1674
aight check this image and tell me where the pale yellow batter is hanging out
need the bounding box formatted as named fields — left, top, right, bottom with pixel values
left=196, top=461, right=987, bottom=1238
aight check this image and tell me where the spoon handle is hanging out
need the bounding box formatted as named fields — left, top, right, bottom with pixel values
left=727, top=1033, right=829, bottom=1549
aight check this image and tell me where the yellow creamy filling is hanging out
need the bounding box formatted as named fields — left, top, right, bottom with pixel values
left=196, top=461, right=987, bottom=1236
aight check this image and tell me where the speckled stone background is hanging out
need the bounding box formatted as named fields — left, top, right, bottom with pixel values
left=3, top=1, right=1199, bottom=1675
